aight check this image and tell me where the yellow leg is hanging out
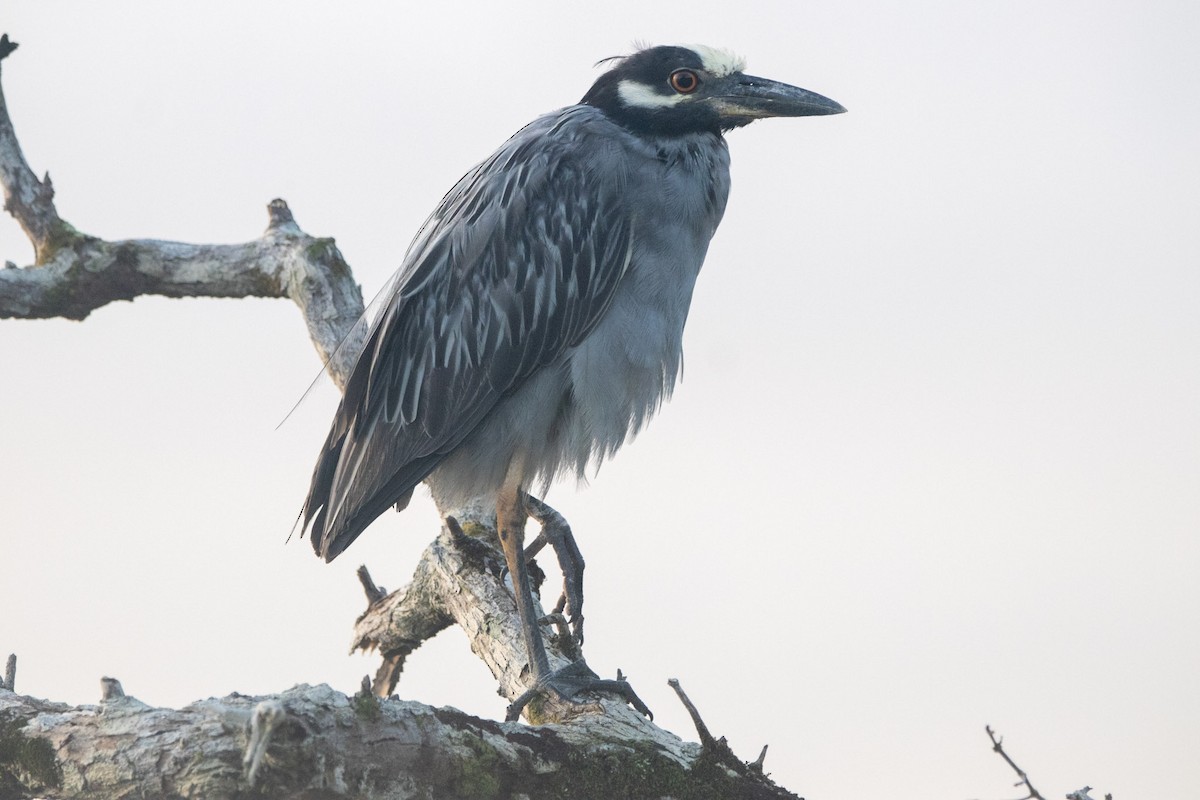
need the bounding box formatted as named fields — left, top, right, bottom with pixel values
left=494, top=465, right=652, bottom=723
left=496, top=487, right=551, bottom=679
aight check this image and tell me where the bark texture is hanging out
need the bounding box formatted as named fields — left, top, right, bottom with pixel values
left=0, top=680, right=797, bottom=800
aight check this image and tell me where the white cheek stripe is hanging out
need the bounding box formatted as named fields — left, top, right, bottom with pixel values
left=617, top=79, right=685, bottom=109
left=686, top=44, right=746, bottom=77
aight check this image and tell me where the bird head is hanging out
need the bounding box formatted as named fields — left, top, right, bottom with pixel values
left=581, top=44, right=845, bottom=136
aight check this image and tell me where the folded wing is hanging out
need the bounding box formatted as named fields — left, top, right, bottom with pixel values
left=303, top=109, right=635, bottom=561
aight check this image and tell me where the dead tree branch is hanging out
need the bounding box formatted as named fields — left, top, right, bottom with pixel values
left=984, top=725, right=1046, bottom=800
left=980, top=726, right=1110, bottom=800
left=353, top=518, right=651, bottom=727
left=0, top=36, right=365, bottom=386
left=0, top=654, right=14, bottom=692
left=0, top=34, right=60, bottom=259
left=0, top=681, right=802, bottom=799
left=2, top=516, right=801, bottom=798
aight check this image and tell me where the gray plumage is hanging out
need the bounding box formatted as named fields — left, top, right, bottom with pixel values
left=302, top=45, right=844, bottom=566
left=307, top=105, right=728, bottom=560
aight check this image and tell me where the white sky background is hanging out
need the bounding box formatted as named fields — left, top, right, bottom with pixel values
left=2, top=1, right=1197, bottom=797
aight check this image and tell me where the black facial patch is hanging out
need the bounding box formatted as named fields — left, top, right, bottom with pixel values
left=581, top=46, right=725, bottom=138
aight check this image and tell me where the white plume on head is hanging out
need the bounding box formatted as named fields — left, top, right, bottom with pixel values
left=609, top=44, right=748, bottom=110
left=595, top=43, right=746, bottom=77
left=685, top=44, right=747, bottom=76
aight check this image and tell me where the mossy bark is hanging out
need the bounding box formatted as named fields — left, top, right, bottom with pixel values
left=0, top=685, right=800, bottom=800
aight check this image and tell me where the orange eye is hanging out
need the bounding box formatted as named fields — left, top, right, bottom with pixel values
left=669, top=69, right=699, bottom=94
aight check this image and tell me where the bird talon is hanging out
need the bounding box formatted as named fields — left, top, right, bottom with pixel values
left=505, top=660, right=652, bottom=723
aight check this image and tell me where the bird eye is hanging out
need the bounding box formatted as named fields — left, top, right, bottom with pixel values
left=669, top=69, right=699, bottom=94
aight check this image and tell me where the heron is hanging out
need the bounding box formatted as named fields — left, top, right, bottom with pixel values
left=301, top=44, right=844, bottom=720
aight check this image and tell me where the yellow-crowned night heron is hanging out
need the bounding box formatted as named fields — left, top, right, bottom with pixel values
left=302, top=44, right=844, bottom=720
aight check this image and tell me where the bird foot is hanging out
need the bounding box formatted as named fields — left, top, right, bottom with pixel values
left=522, top=493, right=585, bottom=644
left=505, top=659, right=652, bottom=723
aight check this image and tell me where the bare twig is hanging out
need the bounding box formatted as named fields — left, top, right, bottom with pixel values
left=668, top=677, right=719, bottom=751
left=667, top=677, right=783, bottom=789
left=0, top=35, right=63, bottom=261
left=357, top=565, right=387, bottom=606
left=984, top=725, right=1046, bottom=800
left=750, top=743, right=769, bottom=774
left=243, top=698, right=287, bottom=787
left=352, top=568, right=411, bottom=698
left=100, top=676, right=126, bottom=701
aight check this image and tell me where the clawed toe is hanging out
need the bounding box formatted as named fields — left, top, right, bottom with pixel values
left=523, top=494, right=586, bottom=644
left=505, top=660, right=652, bottom=723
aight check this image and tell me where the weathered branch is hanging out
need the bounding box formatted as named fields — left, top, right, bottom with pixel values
left=352, top=517, right=650, bottom=727
left=1, top=654, right=14, bottom=693
left=980, top=727, right=1110, bottom=800
left=0, top=37, right=365, bottom=385
left=669, top=677, right=719, bottom=751
left=345, top=520, right=795, bottom=793
left=0, top=34, right=62, bottom=261
left=0, top=679, right=801, bottom=798
left=984, top=725, right=1046, bottom=800
left=669, top=678, right=773, bottom=782
left=0, top=198, right=366, bottom=387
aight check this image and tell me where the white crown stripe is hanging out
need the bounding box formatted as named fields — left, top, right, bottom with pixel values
left=685, top=44, right=746, bottom=77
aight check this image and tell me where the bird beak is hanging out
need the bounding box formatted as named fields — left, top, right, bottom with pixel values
left=710, top=74, right=846, bottom=123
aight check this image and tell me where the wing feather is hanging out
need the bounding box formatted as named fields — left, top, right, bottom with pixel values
left=303, top=108, right=634, bottom=560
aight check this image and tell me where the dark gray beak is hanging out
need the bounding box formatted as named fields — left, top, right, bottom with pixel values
left=711, top=74, right=846, bottom=124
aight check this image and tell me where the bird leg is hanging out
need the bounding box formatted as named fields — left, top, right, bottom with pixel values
left=496, top=489, right=553, bottom=680
left=521, top=493, right=585, bottom=644
left=495, top=487, right=651, bottom=723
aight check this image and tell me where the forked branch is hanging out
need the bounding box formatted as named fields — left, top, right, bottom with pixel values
left=983, top=725, right=1046, bottom=800
left=0, top=35, right=365, bottom=386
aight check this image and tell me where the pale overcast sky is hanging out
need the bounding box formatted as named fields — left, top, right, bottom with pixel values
left=2, top=2, right=1198, bottom=798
